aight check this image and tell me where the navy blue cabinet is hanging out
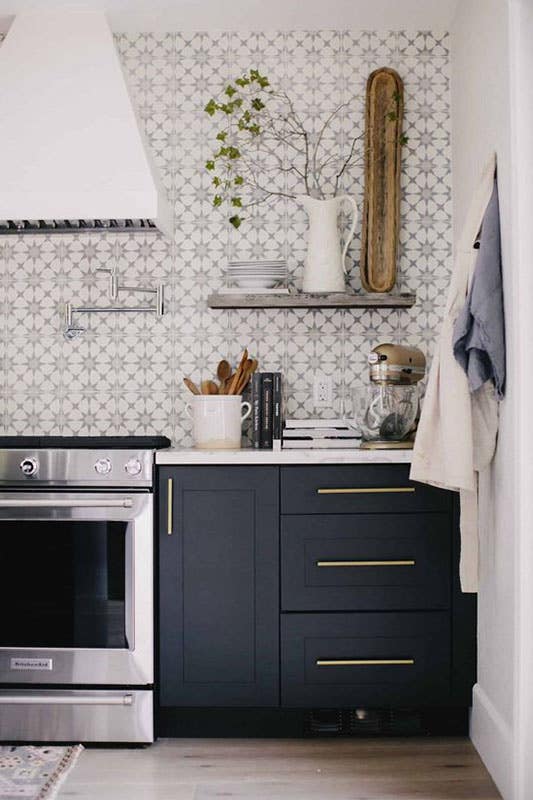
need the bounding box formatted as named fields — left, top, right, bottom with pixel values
left=157, top=463, right=475, bottom=731
left=158, top=466, right=279, bottom=707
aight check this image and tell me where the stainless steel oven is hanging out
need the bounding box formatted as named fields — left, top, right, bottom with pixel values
left=0, top=444, right=158, bottom=743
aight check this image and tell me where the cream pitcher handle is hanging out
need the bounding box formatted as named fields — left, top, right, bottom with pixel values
left=338, top=195, right=358, bottom=275
left=241, top=401, right=252, bottom=422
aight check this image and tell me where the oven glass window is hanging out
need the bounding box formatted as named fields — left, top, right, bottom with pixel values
left=0, top=522, right=128, bottom=648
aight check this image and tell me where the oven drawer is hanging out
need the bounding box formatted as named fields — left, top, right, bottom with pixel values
left=281, top=612, right=450, bottom=708
left=281, top=465, right=451, bottom=515
left=281, top=514, right=450, bottom=611
left=0, top=689, right=153, bottom=743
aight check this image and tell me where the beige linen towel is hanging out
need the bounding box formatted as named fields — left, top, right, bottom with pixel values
left=410, top=154, right=499, bottom=592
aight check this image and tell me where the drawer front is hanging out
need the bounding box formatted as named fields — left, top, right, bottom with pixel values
left=281, top=514, right=450, bottom=611
left=281, top=465, right=451, bottom=515
left=281, top=612, right=450, bottom=708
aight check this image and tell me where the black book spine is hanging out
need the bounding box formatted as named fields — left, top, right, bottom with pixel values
left=272, top=373, right=282, bottom=450
left=260, top=373, right=273, bottom=449
left=251, top=373, right=262, bottom=450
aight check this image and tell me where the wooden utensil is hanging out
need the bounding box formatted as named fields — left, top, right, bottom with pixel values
left=217, top=359, right=232, bottom=383
left=360, top=67, right=404, bottom=293
left=221, top=373, right=235, bottom=394
left=183, top=377, right=200, bottom=395
left=227, top=348, right=248, bottom=395
left=235, top=358, right=258, bottom=395
left=216, top=359, right=233, bottom=393
left=201, top=380, right=219, bottom=395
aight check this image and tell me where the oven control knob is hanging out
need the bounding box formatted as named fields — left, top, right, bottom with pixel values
left=94, top=458, right=112, bottom=475
left=20, top=457, right=38, bottom=477
left=125, top=458, right=142, bottom=477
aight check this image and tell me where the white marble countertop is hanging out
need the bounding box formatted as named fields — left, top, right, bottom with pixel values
left=156, top=447, right=412, bottom=465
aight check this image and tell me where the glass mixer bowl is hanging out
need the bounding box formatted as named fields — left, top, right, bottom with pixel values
left=355, top=384, right=419, bottom=443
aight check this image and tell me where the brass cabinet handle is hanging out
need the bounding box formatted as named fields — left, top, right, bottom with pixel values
left=167, top=477, right=173, bottom=535
left=316, top=487, right=415, bottom=495
left=316, top=559, right=415, bottom=567
left=316, top=659, right=414, bottom=667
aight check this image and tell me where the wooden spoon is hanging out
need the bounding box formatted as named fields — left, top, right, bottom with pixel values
left=201, top=380, right=219, bottom=395
left=183, top=377, right=200, bottom=395
left=216, top=359, right=232, bottom=393
left=221, top=373, right=235, bottom=394
left=228, top=348, right=248, bottom=395
left=235, top=357, right=259, bottom=395
left=217, top=359, right=232, bottom=383
left=235, top=359, right=253, bottom=395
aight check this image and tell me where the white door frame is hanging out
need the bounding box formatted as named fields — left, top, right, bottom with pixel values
left=511, top=0, right=533, bottom=797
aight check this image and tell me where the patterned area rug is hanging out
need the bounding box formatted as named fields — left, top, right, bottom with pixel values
left=0, top=746, right=83, bottom=800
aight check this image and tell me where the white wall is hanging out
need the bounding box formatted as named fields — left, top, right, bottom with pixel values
left=450, top=0, right=516, bottom=797
left=0, top=0, right=459, bottom=33
left=510, top=2, right=533, bottom=796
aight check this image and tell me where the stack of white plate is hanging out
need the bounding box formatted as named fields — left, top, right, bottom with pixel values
left=225, top=259, right=287, bottom=290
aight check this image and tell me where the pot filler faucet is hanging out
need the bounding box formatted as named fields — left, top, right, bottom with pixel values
left=63, top=260, right=165, bottom=340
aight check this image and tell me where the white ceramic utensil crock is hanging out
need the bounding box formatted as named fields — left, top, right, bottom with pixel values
left=186, top=395, right=251, bottom=449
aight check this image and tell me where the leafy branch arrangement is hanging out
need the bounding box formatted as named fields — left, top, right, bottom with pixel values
left=205, top=69, right=406, bottom=228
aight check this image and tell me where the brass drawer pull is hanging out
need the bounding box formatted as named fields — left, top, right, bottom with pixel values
left=167, top=477, right=173, bottom=535
left=316, top=659, right=414, bottom=667
left=316, top=487, right=415, bottom=495
left=316, top=559, right=415, bottom=568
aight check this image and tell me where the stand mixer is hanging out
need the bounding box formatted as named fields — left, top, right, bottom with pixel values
left=359, top=344, right=426, bottom=450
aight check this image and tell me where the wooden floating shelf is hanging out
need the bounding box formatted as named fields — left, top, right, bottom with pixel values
left=208, top=292, right=416, bottom=309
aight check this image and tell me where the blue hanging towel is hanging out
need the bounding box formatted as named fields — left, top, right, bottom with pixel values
left=453, top=176, right=506, bottom=399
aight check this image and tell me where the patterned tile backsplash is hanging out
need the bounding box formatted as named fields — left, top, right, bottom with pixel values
left=0, top=30, right=451, bottom=445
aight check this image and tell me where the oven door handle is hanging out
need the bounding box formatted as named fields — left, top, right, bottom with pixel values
left=0, top=498, right=133, bottom=509
left=0, top=694, right=133, bottom=706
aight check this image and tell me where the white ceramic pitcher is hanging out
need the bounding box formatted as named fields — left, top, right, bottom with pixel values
left=300, top=195, right=358, bottom=293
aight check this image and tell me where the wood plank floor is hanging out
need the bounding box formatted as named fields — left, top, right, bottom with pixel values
left=58, top=738, right=501, bottom=800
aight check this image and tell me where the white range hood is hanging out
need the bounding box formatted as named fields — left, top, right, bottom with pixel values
left=0, top=10, right=172, bottom=236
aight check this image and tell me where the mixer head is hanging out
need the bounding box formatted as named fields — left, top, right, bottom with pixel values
left=368, top=343, right=426, bottom=385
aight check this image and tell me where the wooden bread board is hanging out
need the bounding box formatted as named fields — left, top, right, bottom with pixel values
left=360, top=68, right=404, bottom=293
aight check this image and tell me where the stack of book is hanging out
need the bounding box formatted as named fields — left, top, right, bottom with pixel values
left=250, top=372, right=283, bottom=450
left=282, top=419, right=361, bottom=449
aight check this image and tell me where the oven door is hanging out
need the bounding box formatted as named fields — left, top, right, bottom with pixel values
left=0, top=491, right=153, bottom=686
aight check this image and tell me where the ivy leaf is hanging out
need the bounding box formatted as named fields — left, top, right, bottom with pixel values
left=234, top=175, right=244, bottom=185
left=226, top=145, right=241, bottom=159
left=213, top=176, right=221, bottom=187
left=205, top=160, right=215, bottom=171
left=251, top=97, right=265, bottom=112
left=229, top=215, right=242, bottom=229
left=204, top=99, right=217, bottom=116
left=225, top=85, right=237, bottom=97
left=231, top=197, right=242, bottom=208
left=399, top=134, right=409, bottom=145
left=213, top=195, right=223, bottom=207
left=235, top=76, right=250, bottom=87
left=249, top=123, right=261, bottom=136
left=387, top=111, right=397, bottom=121
left=216, top=131, right=227, bottom=142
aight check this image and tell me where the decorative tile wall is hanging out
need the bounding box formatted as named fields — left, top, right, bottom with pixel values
left=0, top=30, right=451, bottom=445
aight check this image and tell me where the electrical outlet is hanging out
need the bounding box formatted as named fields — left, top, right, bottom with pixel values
left=313, top=373, right=333, bottom=408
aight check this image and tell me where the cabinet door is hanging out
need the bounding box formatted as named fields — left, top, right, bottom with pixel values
left=159, top=466, right=279, bottom=707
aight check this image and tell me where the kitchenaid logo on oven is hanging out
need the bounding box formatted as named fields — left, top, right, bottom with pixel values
left=10, top=658, right=53, bottom=671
